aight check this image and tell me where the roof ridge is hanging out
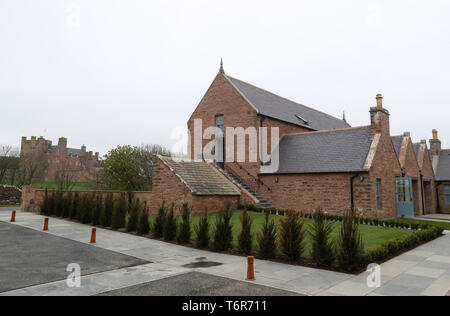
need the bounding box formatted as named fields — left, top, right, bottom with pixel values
left=282, top=125, right=371, bottom=138
left=225, top=75, right=349, bottom=125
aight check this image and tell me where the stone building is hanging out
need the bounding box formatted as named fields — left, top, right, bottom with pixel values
left=20, top=136, right=100, bottom=183
left=430, top=130, right=450, bottom=213
left=183, top=64, right=450, bottom=217
left=185, top=64, right=409, bottom=218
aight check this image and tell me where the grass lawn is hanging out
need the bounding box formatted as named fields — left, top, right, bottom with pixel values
left=31, top=181, right=98, bottom=191
left=149, top=210, right=415, bottom=257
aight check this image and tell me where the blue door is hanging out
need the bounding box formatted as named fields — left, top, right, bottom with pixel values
left=396, top=177, right=414, bottom=217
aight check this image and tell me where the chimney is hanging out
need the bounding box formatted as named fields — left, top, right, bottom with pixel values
left=403, top=131, right=411, bottom=138
left=429, top=129, right=441, bottom=157
left=81, top=144, right=86, bottom=152
left=370, top=94, right=390, bottom=137
left=58, top=137, right=67, bottom=149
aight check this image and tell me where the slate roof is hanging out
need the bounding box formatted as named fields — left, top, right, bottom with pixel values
left=413, top=143, right=421, bottom=157
left=227, top=76, right=351, bottom=131
left=260, top=126, right=373, bottom=174
left=159, top=156, right=240, bottom=196
left=436, top=150, right=450, bottom=181
left=48, top=146, right=86, bottom=157
left=391, top=136, right=403, bottom=157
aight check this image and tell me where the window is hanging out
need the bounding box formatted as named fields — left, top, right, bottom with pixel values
left=215, top=115, right=225, bottom=168
left=215, top=115, right=224, bottom=136
left=445, top=185, right=450, bottom=206
left=396, top=178, right=412, bottom=202
left=376, top=179, right=382, bottom=210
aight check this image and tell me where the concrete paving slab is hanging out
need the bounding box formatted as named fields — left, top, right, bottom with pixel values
left=96, top=272, right=303, bottom=296
left=319, top=280, right=374, bottom=296
left=421, top=274, right=450, bottom=296
left=377, top=259, right=418, bottom=278
left=372, top=274, right=435, bottom=296
left=0, top=222, right=148, bottom=293
left=426, top=255, right=450, bottom=264
left=405, top=266, right=446, bottom=279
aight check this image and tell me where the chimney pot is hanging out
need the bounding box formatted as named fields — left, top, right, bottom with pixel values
left=376, top=94, right=383, bottom=108
left=432, top=129, right=438, bottom=140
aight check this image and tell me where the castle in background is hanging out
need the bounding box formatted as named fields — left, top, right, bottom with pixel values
left=20, top=136, right=101, bottom=183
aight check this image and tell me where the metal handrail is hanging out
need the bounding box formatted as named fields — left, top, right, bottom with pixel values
left=225, top=162, right=271, bottom=192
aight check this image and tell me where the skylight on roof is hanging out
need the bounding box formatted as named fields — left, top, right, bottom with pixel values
left=295, top=115, right=309, bottom=125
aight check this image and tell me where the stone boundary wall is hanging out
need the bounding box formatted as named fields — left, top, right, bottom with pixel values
left=21, top=186, right=240, bottom=215
left=0, top=185, right=21, bottom=205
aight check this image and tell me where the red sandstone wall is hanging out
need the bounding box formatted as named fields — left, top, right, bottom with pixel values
left=421, top=148, right=438, bottom=214
left=187, top=73, right=309, bottom=194
left=437, top=182, right=450, bottom=214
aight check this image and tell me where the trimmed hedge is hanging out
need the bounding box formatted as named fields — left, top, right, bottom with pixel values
left=363, top=225, right=443, bottom=265
left=240, top=204, right=429, bottom=231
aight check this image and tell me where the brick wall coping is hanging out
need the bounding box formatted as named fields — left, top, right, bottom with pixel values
left=22, top=186, right=151, bottom=194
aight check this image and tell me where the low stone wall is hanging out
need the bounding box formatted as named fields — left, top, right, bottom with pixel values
left=21, top=187, right=240, bottom=215
left=0, top=185, right=21, bottom=205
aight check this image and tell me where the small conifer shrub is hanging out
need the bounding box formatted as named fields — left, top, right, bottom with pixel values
left=163, top=203, right=177, bottom=241
left=195, top=209, right=210, bottom=249
left=177, top=203, right=192, bottom=244
left=237, top=209, right=253, bottom=254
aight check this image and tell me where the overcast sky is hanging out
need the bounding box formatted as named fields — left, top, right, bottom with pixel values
left=1, top=0, right=450, bottom=155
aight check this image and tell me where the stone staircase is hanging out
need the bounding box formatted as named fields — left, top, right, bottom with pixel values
left=225, top=169, right=274, bottom=209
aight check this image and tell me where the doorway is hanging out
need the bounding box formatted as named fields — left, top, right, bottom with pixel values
left=396, top=177, right=415, bottom=217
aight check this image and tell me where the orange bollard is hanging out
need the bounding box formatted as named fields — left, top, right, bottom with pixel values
left=43, top=218, right=49, bottom=231
left=90, top=228, right=96, bottom=244
left=246, top=256, right=256, bottom=281
left=10, top=210, right=16, bottom=223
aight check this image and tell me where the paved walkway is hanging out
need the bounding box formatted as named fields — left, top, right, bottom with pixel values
left=1, top=209, right=449, bottom=296
left=415, top=214, right=450, bottom=223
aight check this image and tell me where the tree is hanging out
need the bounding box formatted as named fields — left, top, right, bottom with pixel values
left=336, top=209, right=364, bottom=271
left=137, top=144, right=172, bottom=189
left=61, top=192, right=73, bottom=218
left=99, top=144, right=171, bottom=191
left=0, top=146, right=19, bottom=184
left=48, top=190, right=56, bottom=216
left=16, top=151, right=48, bottom=188
left=54, top=190, right=64, bottom=217
left=92, top=195, right=102, bottom=226
left=70, top=193, right=80, bottom=220
left=40, top=188, right=50, bottom=215
left=111, top=194, right=127, bottom=230
left=137, top=204, right=150, bottom=235
left=310, top=208, right=335, bottom=267
left=195, top=209, right=210, bottom=249
left=79, top=195, right=93, bottom=224
left=257, top=213, right=277, bottom=260
left=279, top=211, right=306, bottom=261
left=212, top=205, right=233, bottom=252
left=177, top=203, right=192, bottom=244
left=54, top=159, right=78, bottom=191
left=163, top=204, right=177, bottom=241
left=238, top=209, right=253, bottom=254
left=126, top=198, right=141, bottom=232
left=100, top=193, right=114, bottom=227
left=153, top=202, right=167, bottom=238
